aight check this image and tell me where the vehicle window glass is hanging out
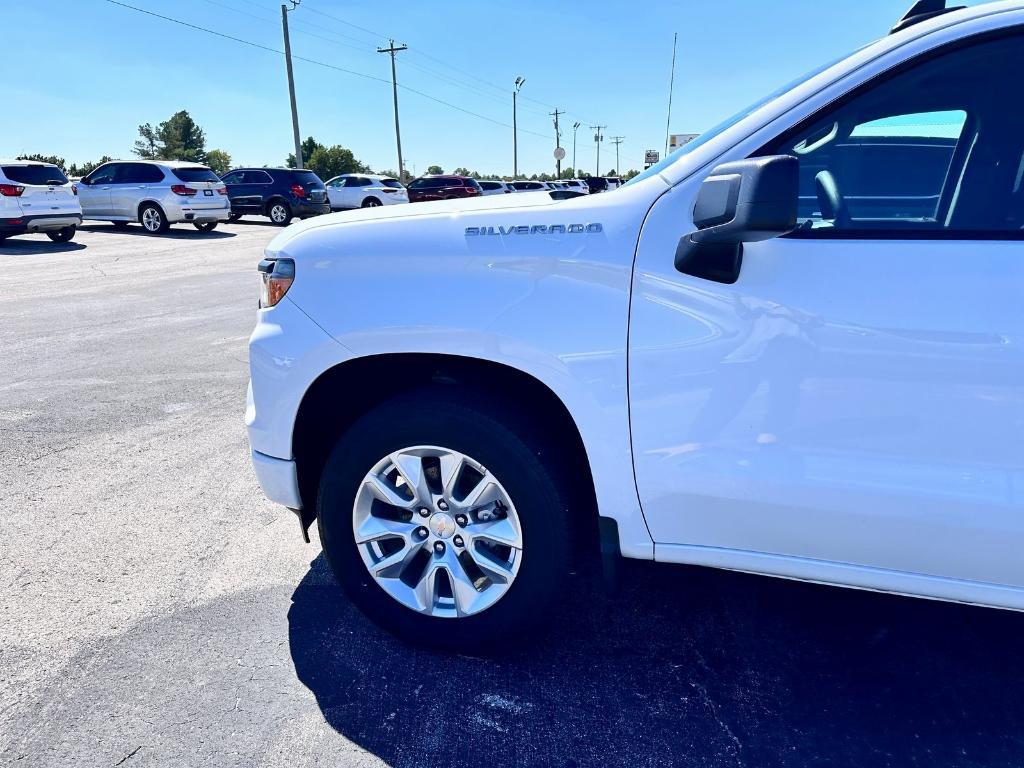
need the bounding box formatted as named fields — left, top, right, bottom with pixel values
left=292, top=171, right=322, bottom=186
left=171, top=166, right=220, bottom=183
left=120, top=163, right=164, bottom=183
left=381, top=179, right=403, bottom=188
left=351, top=177, right=369, bottom=187
left=222, top=172, right=242, bottom=184
left=2, top=165, right=68, bottom=185
left=86, top=164, right=120, bottom=185
left=479, top=181, right=498, bottom=190
left=328, top=178, right=346, bottom=188
left=759, top=32, right=1024, bottom=236
left=250, top=171, right=273, bottom=184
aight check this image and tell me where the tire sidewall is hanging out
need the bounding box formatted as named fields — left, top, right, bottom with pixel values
left=317, top=393, right=569, bottom=648
left=140, top=204, right=168, bottom=233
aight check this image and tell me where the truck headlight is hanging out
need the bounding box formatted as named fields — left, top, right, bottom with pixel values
left=257, top=257, right=295, bottom=308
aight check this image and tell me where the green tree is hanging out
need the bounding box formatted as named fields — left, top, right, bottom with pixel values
left=133, top=110, right=208, bottom=162
left=559, top=166, right=575, bottom=179
left=205, top=149, right=232, bottom=175
left=623, top=168, right=641, bottom=180
left=287, top=136, right=324, bottom=168
left=16, top=154, right=67, bottom=172
left=377, top=169, right=400, bottom=179
left=426, top=165, right=444, bottom=175
left=453, top=167, right=471, bottom=176
left=68, top=156, right=113, bottom=177
left=306, top=145, right=370, bottom=180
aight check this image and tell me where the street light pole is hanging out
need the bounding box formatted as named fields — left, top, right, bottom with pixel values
left=572, top=121, right=580, bottom=177
left=378, top=39, right=409, bottom=182
left=281, top=1, right=303, bottom=169
left=513, top=77, right=525, bottom=178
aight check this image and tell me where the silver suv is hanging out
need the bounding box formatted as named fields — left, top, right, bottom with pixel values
left=0, top=160, right=82, bottom=243
left=77, top=160, right=230, bottom=233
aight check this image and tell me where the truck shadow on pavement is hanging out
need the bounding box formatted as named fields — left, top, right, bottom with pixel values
left=288, top=554, right=1024, bottom=768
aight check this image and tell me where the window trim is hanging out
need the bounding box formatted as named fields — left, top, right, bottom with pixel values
left=754, top=26, right=1024, bottom=242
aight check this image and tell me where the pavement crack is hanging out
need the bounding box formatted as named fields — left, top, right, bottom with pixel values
left=114, top=745, right=141, bottom=765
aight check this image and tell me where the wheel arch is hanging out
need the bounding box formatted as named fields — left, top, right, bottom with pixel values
left=265, top=195, right=290, bottom=214
left=291, top=352, right=603, bottom=563
left=136, top=199, right=167, bottom=220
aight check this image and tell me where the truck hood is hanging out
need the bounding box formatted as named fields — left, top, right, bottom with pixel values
left=267, top=190, right=560, bottom=253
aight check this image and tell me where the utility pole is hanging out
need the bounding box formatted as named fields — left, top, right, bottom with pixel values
left=611, top=136, right=624, bottom=176
left=281, top=2, right=303, bottom=169
left=590, top=125, right=605, bottom=177
left=572, top=121, right=581, bottom=177
left=665, top=31, right=678, bottom=158
left=513, top=77, right=525, bottom=178
left=550, top=109, right=564, bottom=178
left=378, top=39, right=408, bottom=181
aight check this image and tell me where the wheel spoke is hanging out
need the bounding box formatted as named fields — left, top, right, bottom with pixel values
left=371, top=538, right=424, bottom=579
left=470, top=516, right=523, bottom=549
left=354, top=514, right=417, bottom=544
left=390, top=451, right=432, bottom=505
left=363, top=472, right=416, bottom=509
left=459, top=471, right=503, bottom=510
left=445, top=560, right=483, bottom=615
left=439, top=452, right=466, bottom=497
left=468, top=545, right=516, bottom=585
left=414, top=562, right=441, bottom=611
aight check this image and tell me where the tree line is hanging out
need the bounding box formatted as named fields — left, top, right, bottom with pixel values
left=18, top=109, right=640, bottom=181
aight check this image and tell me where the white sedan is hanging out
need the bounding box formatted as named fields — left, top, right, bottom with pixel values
left=324, top=174, right=408, bottom=210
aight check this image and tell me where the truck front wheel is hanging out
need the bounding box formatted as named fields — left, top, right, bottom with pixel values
left=316, top=391, right=571, bottom=649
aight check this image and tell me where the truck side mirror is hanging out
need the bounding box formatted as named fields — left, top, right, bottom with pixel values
left=676, top=155, right=799, bottom=283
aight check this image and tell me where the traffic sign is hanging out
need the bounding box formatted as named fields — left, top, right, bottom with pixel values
left=554, top=147, right=566, bottom=161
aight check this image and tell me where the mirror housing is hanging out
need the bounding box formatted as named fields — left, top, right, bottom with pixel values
left=676, top=155, right=799, bottom=283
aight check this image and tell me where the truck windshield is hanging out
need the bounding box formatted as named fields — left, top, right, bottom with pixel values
left=626, top=46, right=865, bottom=186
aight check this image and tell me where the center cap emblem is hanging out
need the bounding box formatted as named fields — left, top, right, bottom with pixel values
left=429, top=512, right=456, bottom=539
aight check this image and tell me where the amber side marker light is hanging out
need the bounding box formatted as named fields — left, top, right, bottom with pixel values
left=258, top=257, right=295, bottom=308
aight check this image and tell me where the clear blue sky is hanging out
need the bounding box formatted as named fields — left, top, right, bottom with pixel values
left=0, top=0, right=986, bottom=176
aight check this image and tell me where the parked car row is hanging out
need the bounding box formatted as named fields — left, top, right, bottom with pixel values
left=0, top=156, right=625, bottom=246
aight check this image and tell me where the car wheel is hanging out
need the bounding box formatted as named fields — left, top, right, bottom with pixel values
left=194, top=222, right=218, bottom=232
left=46, top=226, right=76, bottom=243
left=228, top=213, right=241, bottom=222
left=317, top=391, right=571, bottom=650
left=361, top=197, right=383, bottom=208
left=112, top=221, right=130, bottom=230
left=268, top=201, right=292, bottom=226
left=139, top=204, right=170, bottom=234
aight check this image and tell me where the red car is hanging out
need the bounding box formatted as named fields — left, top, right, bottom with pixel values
left=406, top=175, right=482, bottom=203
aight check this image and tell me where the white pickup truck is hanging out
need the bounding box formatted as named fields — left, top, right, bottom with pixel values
left=248, top=1, right=1024, bottom=648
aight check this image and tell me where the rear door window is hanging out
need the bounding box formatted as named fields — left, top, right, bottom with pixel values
left=171, top=166, right=221, bottom=183
left=292, top=171, right=324, bottom=187
left=2, top=165, right=69, bottom=185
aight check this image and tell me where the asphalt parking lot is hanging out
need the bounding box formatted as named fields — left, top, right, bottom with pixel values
left=2, top=221, right=1023, bottom=768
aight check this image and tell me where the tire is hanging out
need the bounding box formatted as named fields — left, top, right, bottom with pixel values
left=267, top=200, right=292, bottom=226
left=194, top=221, right=218, bottom=232
left=228, top=213, right=241, bottom=223
left=111, top=221, right=130, bottom=230
left=361, top=197, right=383, bottom=208
left=317, top=391, right=571, bottom=650
left=46, top=226, right=76, bottom=243
left=139, top=204, right=169, bottom=234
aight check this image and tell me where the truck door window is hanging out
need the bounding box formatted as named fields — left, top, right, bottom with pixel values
left=759, top=30, right=1024, bottom=238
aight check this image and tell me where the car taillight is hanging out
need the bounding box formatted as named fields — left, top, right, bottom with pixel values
left=171, top=184, right=197, bottom=196
left=258, top=257, right=295, bottom=308
left=466, top=187, right=480, bottom=195
left=216, top=186, right=227, bottom=195
left=290, top=183, right=306, bottom=198
left=0, top=184, right=25, bottom=197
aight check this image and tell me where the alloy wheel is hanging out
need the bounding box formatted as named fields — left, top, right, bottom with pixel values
left=142, top=207, right=162, bottom=232
left=352, top=446, right=523, bottom=618
left=270, top=204, right=288, bottom=223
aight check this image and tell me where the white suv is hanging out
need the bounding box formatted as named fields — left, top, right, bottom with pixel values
left=324, top=174, right=408, bottom=210
left=77, top=160, right=230, bottom=233
left=247, top=1, right=1024, bottom=649
left=0, top=161, right=82, bottom=243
